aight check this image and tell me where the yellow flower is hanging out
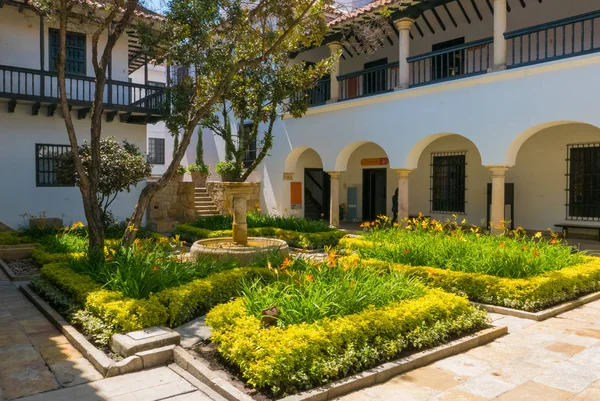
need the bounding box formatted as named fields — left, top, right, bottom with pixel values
left=534, top=232, right=543, bottom=239
left=71, top=221, right=85, bottom=229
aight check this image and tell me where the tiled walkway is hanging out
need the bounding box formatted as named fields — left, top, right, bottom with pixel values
left=337, top=302, right=600, bottom=401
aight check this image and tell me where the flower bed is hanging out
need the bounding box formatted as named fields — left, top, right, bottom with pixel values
left=339, top=236, right=600, bottom=311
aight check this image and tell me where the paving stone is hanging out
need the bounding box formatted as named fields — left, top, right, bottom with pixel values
left=433, top=354, right=493, bottom=377
left=570, top=387, right=600, bottom=401
left=434, top=389, right=488, bottom=401
left=157, top=391, right=215, bottom=401
left=362, top=380, right=440, bottom=401
left=559, top=307, right=600, bottom=323
left=27, top=332, right=70, bottom=348
left=396, top=365, right=464, bottom=391
left=49, top=357, right=104, bottom=387
left=494, top=381, right=573, bottom=401
left=489, top=360, right=547, bottom=386
left=39, top=342, right=84, bottom=364
left=465, top=341, right=531, bottom=365
left=454, top=372, right=515, bottom=398
left=92, top=367, right=182, bottom=399
left=574, top=328, right=600, bottom=340
left=545, top=341, right=586, bottom=356
left=127, top=379, right=197, bottom=400
left=0, top=359, right=59, bottom=400
left=175, top=316, right=212, bottom=348
left=534, top=361, right=600, bottom=393
left=492, top=315, right=535, bottom=331
left=0, top=344, right=41, bottom=368
left=18, top=383, right=105, bottom=401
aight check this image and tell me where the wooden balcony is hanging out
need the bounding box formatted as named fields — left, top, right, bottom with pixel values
left=306, top=10, right=600, bottom=106
left=0, top=64, right=164, bottom=124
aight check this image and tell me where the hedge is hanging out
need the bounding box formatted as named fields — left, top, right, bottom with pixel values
left=173, top=223, right=346, bottom=250
left=0, top=232, right=34, bottom=245
left=207, top=289, right=488, bottom=395
left=339, top=238, right=600, bottom=311
left=39, top=263, right=274, bottom=344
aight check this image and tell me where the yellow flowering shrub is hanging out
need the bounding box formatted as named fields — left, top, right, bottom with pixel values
left=207, top=289, right=488, bottom=395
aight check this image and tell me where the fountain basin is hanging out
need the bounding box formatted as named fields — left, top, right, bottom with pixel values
left=190, top=237, right=289, bottom=264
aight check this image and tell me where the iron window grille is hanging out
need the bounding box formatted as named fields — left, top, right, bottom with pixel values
left=242, top=123, right=257, bottom=166
left=35, top=144, right=75, bottom=187
left=148, top=138, right=165, bottom=165
left=566, top=143, right=600, bottom=221
left=430, top=151, right=467, bottom=213
left=49, top=29, right=86, bottom=75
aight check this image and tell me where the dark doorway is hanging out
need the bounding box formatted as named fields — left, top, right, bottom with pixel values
left=486, top=183, right=515, bottom=230
left=363, top=58, right=388, bottom=96
left=432, top=37, right=465, bottom=81
left=304, top=168, right=331, bottom=221
left=363, top=168, right=387, bottom=221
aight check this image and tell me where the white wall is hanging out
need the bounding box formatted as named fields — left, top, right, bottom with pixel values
left=0, top=102, right=147, bottom=229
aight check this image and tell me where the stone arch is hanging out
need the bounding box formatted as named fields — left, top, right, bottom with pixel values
left=284, top=146, right=323, bottom=175
left=334, top=140, right=389, bottom=172
left=404, top=133, right=484, bottom=169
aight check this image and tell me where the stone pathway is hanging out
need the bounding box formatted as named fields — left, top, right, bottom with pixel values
left=0, top=271, right=103, bottom=400
left=336, top=301, right=600, bottom=401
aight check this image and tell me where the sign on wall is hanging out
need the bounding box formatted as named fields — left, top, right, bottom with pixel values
left=290, top=182, right=302, bottom=210
left=361, top=157, right=389, bottom=166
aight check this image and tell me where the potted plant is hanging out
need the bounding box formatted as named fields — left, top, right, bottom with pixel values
left=172, top=165, right=186, bottom=182
left=188, top=163, right=210, bottom=187
left=215, top=160, right=241, bottom=182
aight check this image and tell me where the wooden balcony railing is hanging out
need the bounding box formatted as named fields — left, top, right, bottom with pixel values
left=0, top=64, right=164, bottom=114
left=407, top=37, right=493, bottom=87
left=505, top=10, right=600, bottom=68
left=338, top=62, right=399, bottom=101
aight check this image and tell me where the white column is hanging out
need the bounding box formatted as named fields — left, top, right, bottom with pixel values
left=492, top=0, right=507, bottom=70
left=488, top=166, right=509, bottom=234
left=394, top=18, right=414, bottom=89
left=327, top=171, right=342, bottom=227
left=282, top=172, right=294, bottom=215
left=394, top=169, right=411, bottom=222
left=327, top=42, right=343, bottom=103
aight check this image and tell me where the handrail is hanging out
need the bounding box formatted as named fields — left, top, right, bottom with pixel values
left=337, top=62, right=398, bottom=81
left=407, top=37, right=493, bottom=63
left=505, top=10, right=600, bottom=39
left=305, top=171, right=323, bottom=191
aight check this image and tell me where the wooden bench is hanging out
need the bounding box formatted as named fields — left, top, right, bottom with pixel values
left=555, top=224, right=600, bottom=242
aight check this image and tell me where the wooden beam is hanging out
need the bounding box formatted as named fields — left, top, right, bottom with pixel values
left=421, top=13, right=436, bottom=34
left=77, top=108, right=89, bottom=120
left=443, top=3, right=458, bottom=28
left=0, top=0, right=4, bottom=8
left=519, top=0, right=526, bottom=7
left=430, top=8, right=446, bottom=31
left=506, top=0, right=512, bottom=12
left=456, top=0, right=472, bottom=24
left=469, top=0, right=483, bottom=21
left=8, top=99, right=16, bottom=113
left=119, top=113, right=132, bottom=123
left=47, top=104, right=56, bottom=117
left=485, top=0, right=494, bottom=14
left=32, top=102, right=41, bottom=116
left=414, top=21, right=425, bottom=37
left=341, top=44, right=354, bottom=58
left=106, top=110, right=118, bottom=122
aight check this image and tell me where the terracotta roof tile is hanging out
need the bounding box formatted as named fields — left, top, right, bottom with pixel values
left=328, top=0, right=415, bottom=27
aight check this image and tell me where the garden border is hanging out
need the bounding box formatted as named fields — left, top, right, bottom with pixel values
left=0, top=243, right=38, bottom=259
left=473, top=290, right=600, bottom=321
left=0, top=259, right=36, bottom=281
left=174, top=325, right=507, bottom=401
left=21, top=284, right=176, bottom=378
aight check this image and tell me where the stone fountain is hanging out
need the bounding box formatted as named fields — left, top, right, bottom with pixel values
left=190, top=182, right=289, bottom=264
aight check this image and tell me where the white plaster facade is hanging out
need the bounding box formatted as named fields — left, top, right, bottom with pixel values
left=0, top=3, right=162, bottom=229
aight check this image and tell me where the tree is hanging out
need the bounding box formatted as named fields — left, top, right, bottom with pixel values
left=55, top=137, right=152, bottom=227
left=31, top=0, right=152, bottom=254
left=203, top=53, right=332, bottom=182
left=121, top=0, right=337, bottom=246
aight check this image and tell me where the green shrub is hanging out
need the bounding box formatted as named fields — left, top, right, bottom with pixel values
left=242, top=258, right=425, bottom=326
left=0, top=232, right=34, bottom=245
left=351, top=222, right=582, bottom=278
left=30, top=276, right=82, bottom=319
left=207, top=289, right=488, bottom=395
left=337, top=252, right=600, bottom=311
left=173, top=224, right=346, bottom=250
left=187, top=212, right=331, bottom=233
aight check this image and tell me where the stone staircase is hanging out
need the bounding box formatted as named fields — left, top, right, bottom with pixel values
left=194, top=188, right=220, bottom=218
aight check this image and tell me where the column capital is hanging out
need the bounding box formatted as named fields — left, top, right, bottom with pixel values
left=394, top=18, right=415, bottom=31
left=327, top=41, right=343, bottom=54
left=485, top=165, right=510, bottom=176
left=326, top=171, right=342, bottom=179
left=392, top=168, right=412, bottom=178
left=282, top=172, right=294, bottom=181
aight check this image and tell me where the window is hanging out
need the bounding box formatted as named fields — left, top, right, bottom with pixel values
left=432, top=37, right=465, bottom=81
left=567, top=144, right=600, bottom=220
left=363, top=58, right=388, bottom=96
left=148, top=138, right=165, bottom=165
left=431, top=152, right=466, bottom=213
left=35, top=144, right=74, bottom=187
left=49, top=29, right=86, bottom=75
left=242, top=123, right=257, bottom=165
left=173, top=66, right=190, bottom=85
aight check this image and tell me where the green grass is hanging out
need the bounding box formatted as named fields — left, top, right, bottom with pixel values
left=188, top=212, right=331, bottom=233
left=355, top=217, right=583, bottom=279
left=0, top=232, right=34, bottom=245
left=241, top=257, right=426, bottom=327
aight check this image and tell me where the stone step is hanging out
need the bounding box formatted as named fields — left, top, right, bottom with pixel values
left=194, top=196, right=213, bottom=201
left=195, top=205, right=218, bottom=211
left=194, top=188, right=208, bottom=193
left=196, top=212, right=220, bottom=218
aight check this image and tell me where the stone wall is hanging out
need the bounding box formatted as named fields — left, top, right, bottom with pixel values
left=206, top=181, right=261, bottom=214
left=147, top=181, right=196, bottom=233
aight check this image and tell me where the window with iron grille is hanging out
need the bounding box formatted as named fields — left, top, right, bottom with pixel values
left=35, top=144, right=75, bottom=187
left=567, top=143, right=600, bottom=220
left=148, top=138, right=165, bottom=165
left=173, top=66, right=189, bottom=85
left=431, top=152, right=467, bottom=213
left=49, top=29, right=86, bottom=75
left=242, top=123, right=257, bottom=165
